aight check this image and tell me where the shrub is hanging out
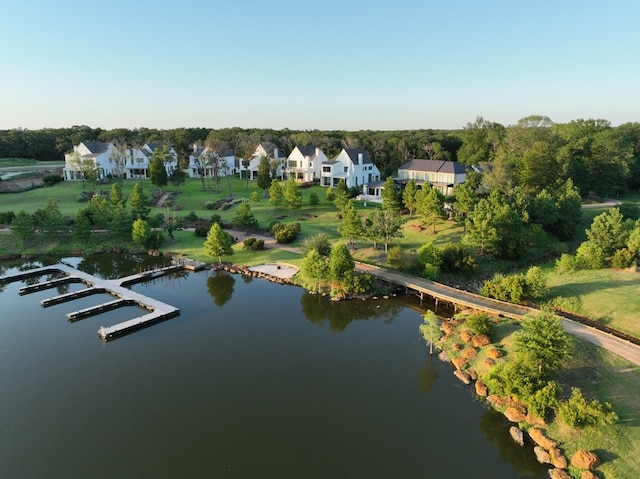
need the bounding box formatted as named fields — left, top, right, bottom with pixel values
left=440, top=243, right=476, bottom=274
left=557, top=387, right=618, bottom=428
left=464, top=312, right=493, bottom=336
left=43, top=174, right=63, bottom=186
left=194, top=223, right=210, bottom=237
left=575, top=241, right=606, bottom=270
left=0, top=211, right=15, bottom=224
left=342, top=273, right=375, bottom=294
left=325, top=188, right=335, bottom=202
left=301, top=233, right=332, bottom=257
left=611, top=248, right=635, bottom=268
left=243, top=237, right=265, bottom=251
left=555, top=253, right=577, bottom=274
left=210, top=214, right=221, bottom=224
left=309, top=192, right=319, bottom=206
left=185, top=211, right=198, bottom=222
left=144, top=230, right=164, bottom=249
left=528, top=381, right=560, bottom=419
left=204, top=201, right=215, bottom=210
left=273, top=222, right=300, bottom=244
left=387, top=246, right=421, bottom=273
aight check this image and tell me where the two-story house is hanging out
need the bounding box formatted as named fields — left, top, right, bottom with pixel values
left=63, top=141, right=178, bottom=181
left=397, top=159, right=467, bottom=195
left=285, top=145, right=328, bottom=183
left=188, top=144, right=236, bottom=179
left=243, top=143, right=285, bottom=180
left=321, top=147, right=381, bottom=189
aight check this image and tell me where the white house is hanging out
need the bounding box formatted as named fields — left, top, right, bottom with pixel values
left=188, top=144, right=236, bottom=179
left=243, top=143, right=285, bottom=180
left=285, top=145, right=328, bottom=183
left=321, top=147, right=381, bottom=189
left=63, top=141, right=178, bottom=181
left=397, top=159, right=467, bottom=195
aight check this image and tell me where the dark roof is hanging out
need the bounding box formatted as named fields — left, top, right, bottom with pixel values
left=343, top=147, right=372, bottom=165
left=297, top=145, right=317, bottom=157
left=399, top=159, right=466, bottom=175
left=145, top=142, right=161, bottom=151
left=82, top=141, right=110, bottom=154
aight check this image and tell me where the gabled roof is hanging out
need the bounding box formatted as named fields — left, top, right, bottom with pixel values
left=82, top=141, right=110, bottom=155
left=399, top=159, right=466, bottom=174
left=343, top=147, right=372, bottom=165
left=297, top=145, right=317, bottom=157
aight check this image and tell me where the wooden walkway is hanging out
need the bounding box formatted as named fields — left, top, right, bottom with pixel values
left=355, top=262, right=537, bottom=319
left=1, top=263, right=182, bottom=341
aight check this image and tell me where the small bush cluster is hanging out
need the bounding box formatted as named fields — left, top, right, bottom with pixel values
left=272, top=222, right=300, bottom=244
left=42, top=174, right=63, bottom=186
left=243, top=237, right=265, bottom=251
left=0, top=211, right=15, bottom=224
left=481, top=266, right=548, bottom=304
left=557, top=387, right=618, bottom=428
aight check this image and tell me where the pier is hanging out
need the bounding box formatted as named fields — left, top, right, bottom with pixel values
left=0, top=262, right=185, bottom=341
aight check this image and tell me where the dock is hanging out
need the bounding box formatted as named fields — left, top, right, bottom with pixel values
left=0, top=262, right=184, bottom=341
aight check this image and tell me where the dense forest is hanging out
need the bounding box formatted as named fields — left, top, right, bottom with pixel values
left=1, top=115, right=640, bottom=198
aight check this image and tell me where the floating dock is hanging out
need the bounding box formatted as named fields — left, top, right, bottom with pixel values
left=0, top=262, right=184, bottom=341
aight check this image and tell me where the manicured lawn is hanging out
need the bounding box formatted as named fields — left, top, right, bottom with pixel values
left=545, top=268, right=640, bottom=338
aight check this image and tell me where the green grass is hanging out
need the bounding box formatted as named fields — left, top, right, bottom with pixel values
left=0, top=158, right=38, bottom=167
left=544, top=267, right=640, bottom=338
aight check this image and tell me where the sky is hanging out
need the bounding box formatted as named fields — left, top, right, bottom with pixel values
left=1, top=0, right=639, bottom=131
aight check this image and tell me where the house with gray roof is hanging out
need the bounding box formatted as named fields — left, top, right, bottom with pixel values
left=285, top=145, right=328, bottom=183
left=397, top=159, right=467, bottom=195
left=321, top=147, right=381, bottom=190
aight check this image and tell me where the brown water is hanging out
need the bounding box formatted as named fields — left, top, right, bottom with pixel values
left=0, top=255, right=547, bottom=479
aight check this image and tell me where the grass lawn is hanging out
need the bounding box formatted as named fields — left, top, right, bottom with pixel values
left=544, top=267, right=640, bottom=338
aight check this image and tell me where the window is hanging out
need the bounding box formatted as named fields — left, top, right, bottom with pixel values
left=344, top=167, right=348, bottom=173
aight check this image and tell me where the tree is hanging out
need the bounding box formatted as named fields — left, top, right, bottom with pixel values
left=402, top=179, right=418, bottom=217
left=365, top=208, right=405, bottom=253
left=129, top=183, right=150, bottom=220
left=419, top=310, right=441, bottom=355
left=162, top=207, right=185, bottom=239
left=328, top=243, right=355, bottom=293
left=283, top=175, right=302, bottom=210
left=204, top=222, right=234, bottom=264
left=338, top=200, right=362, bottom=246
left=269, top=179, right=283, bottom=210
left=256, top=156, right=272, bottom=197
left=463, top=198, right=498, bottom=255
left=301, top=248, right=329, bottom=292
left=11, top=210, right=35, bottom=245
left=131, top=218, right=151, bottom=247
left=416, top=186, right=445, bottom=233
left=169, top=168, right=187, bottom=187
left=514, top=312, right=572, bottom=377
left=108, top=141, right=128, bottom=185
left=204, top=138, right=231, bottom=192
left=301, top=233, right=332, bottom=257
left=38, top=197, right=65, bottom=238
left=586, top=208, right=628, bottom=257
left=381, top=177, right=401, bottom=212
left=548, top=179, right=582, bottom=241
left=232, top=200, right=258, bottom=229
left=109, top=183, right=125, bottom=206
left=149, top=146, right=171, bottom=192
left=333, top=179, right=349, bottom=211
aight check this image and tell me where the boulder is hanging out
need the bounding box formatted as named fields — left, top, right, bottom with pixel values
left=460, top=330, right=473, bottom=343
left=454, top=369, right=471, bottom=384
left=548, top=468, right=572, bottom=479
left=534, top=446, right=551, bottom=464
left=472, top=333, right=491, bottom=347
left=441, top=322, right=455, bottom=335
left=487, top=348, right=504, bottom=358
left=461, top=346, right=477, bottom=359
left=528, top=427, right=557, bottom=450
left=580, top=471, right=600, bottom=479
left=452, top=357, right=468, bottom=370
left=504, top=406, right=527, bottom=423
left=467, top=369, right=478, bottom=381
left=475, top=379, right=488, bottom=397
left=438, top=351, right=451, bottom=363
left=571, top=450, right=601, bottom=470
left=525, top=413, right=546, bottom=427
left=509, top=426, right=524, bottom=446
left=483, top=358, right=496, bottom=368
left=549, top=447, right=568, bottom=469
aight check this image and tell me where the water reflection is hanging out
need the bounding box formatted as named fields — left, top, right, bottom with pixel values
left=300, top=292, right=405, bottom=331
left=419, top=356, right=440, bottom=394
left=77, top=253, right=171, bottom=279
left=207, top=270, right=236, bottom=307
left=478, top=407, right=547, bottom=477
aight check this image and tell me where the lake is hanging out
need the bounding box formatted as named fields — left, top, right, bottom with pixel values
left=0, top=255, right=547, bottom=479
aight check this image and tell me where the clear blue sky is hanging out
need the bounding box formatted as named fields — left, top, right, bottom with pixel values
left=1, top=0, right=638, bottom=131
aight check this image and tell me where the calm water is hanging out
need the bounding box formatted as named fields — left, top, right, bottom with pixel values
left=0, top=256, right=547, bottom=479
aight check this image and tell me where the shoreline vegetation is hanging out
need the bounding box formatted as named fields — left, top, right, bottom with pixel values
left=1, top=173, right=640, bottom=478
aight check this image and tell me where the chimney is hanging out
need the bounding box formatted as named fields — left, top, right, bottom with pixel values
left=357, top=152, right=363, bottom=165
left=274, top=147, right=279, bottom=158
